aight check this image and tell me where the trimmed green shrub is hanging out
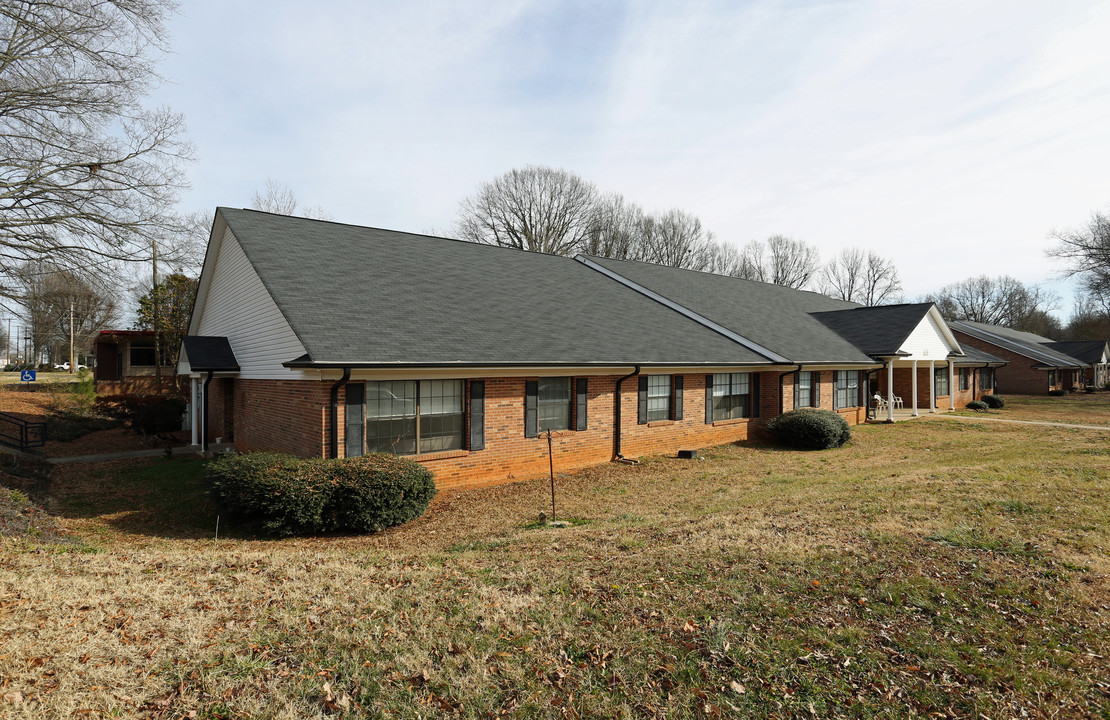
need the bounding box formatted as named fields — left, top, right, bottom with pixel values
left=765, top=408, right=851, bottom=450
left=206, top=452, right=436, bottom=536
left=981, top=394, right=1004, bottom=409
left=966, top=400, right=988, bottom=412
left=96, top=395, right=186, bottom=437
left=1048, top=389, right=1067, bottom=396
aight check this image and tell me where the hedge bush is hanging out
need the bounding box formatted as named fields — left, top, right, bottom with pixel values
left=96, top=395, right=186, bottom=437
left=1048, top=389, right=1067, bottom=396
left=966, top=400, right=988, bottom=412
left=981, top=394, right=1004, bottom=409
left=206, top=452, right=436, bottom=536
left=765, top=408, right=851, bottom=450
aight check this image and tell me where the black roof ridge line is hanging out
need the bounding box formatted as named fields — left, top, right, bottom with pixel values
left=579, top=252, right=862, bottom=305
left=573, top=255, right=792, bottom=364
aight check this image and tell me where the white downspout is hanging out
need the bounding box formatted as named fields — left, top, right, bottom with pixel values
left=929, top=360, right=936, bottom=413
left=911, top=360, right=919, bottom=417
left=886, top=358, right=895, bottom=422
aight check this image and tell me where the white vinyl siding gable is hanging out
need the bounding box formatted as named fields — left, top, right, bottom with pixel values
left=194, top=228, right=308, bottom=379
left=898, top=313, right=957, bottom=361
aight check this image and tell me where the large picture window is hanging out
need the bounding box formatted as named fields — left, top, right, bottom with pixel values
left=833, top=371, right=860, bottom=409
left=538, top=377, right=571, bottom=432
left=364, top=379, right=463, bottom=455
left=712, top=372, right=752, bottom=420
left=978, top=367, right=993, bottom=390
left=934, top=367, right=949, bottom=396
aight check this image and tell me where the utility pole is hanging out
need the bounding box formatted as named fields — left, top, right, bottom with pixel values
left=69, top=300, right=75, bottom=373
left=5, top=317, right=10, bottom=367
left=152, top=239, right=162, bottom=394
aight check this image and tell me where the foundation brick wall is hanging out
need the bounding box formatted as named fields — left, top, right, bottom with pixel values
left=953, top=332, right=1060, bottom=395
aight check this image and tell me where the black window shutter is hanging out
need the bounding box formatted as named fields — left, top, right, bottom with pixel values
left=705, top=374, right=714, bottom=423
left=575, top=377, right=588, bottom=431
left=751, top=373, right=761, bottom=417
left=344, top=382, right=364, bottom=458
left=793, top=373, right=800, bottom=410
left=637, top=376, right=648, bottom=424
left=813, top=371, right=821, bottom=407
left=525, top=380, right=538, bottom=438
left=673, top=375, right=683, bottom=420
left=469, top=381, right=485, bottom=451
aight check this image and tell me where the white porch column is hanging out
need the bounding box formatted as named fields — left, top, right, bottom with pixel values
left=929, top=361, right=936, bottom=413
left=911, top=360, right=919, bottom=417
left=886, top=358, right=895, bottom=422
left=190, top=376, right=199, bottom=446
left=948, top=362, right=956, bottom=410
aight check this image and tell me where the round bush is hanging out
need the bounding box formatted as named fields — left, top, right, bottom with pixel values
left=765, top=408, right=851, bottom=450
left=206, top=452, right=436, bottom=536
left=966, top=400, right=988, bottom=412
left=981, top=394, right=1004, bottom=409
left=1048, top=389, right=1067, bottom=396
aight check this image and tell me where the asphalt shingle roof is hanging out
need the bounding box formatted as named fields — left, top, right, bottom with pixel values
left=1044, top=341, right=1109, bottom=365
left=181, top=336, right=240, bottom=371
left=581, top=255, right=877, bottom=364
left=954, top=345, right=1007, bottom=365
left=811, top=303, right=939, bottom=356
left=951, top=320, right=1087, bottom=367
left=217, top=208, right=770, bottom=367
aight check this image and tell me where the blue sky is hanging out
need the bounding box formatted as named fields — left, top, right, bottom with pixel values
left=152, top=0, right=1110, bottom=311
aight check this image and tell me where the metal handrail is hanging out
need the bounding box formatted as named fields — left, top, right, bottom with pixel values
left=0, top=411, right=47, bottom=449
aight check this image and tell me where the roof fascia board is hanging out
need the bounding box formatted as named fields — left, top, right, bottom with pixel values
left=572, top=255, right=792, bottom=364
left=925, top=305, right=964, bottom=355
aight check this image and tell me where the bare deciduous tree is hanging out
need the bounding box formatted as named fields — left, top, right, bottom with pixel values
left=16, top=261, right=118, bottom=363
left=639, top=209, right=716, bottom=269
left=1048, top=210, right=1110, bottom=297
left=823, top=248, right=903, bottom=306
left=924, top=275, right=1059, bottom=333
left=730, top=235, right=820, bottom=289
left=249, top=179, right=331, bottom=220
left=580, top=192, right=644, bottom=260
left=0, top=0, right=194, bottom=297
left=456, top=166, right=600, bottom=255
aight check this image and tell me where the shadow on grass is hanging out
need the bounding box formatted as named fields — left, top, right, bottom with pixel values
left=45, top=456, right=252, bottom=541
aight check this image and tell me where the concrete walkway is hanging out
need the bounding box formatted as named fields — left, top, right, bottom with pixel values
left=918, top=413, right=1110, bottom=432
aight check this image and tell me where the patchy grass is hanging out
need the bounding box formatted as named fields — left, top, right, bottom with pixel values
left=950, top=392, right=1110, bottom=425
left=1, top=416, right=1109, bottom=718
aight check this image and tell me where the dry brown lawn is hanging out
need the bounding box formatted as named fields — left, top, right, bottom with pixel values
left=1, top=396, right=1108, bottom=718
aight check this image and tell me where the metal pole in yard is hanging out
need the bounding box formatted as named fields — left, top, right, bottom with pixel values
left=546, top=430, right=556, bottom=522
left=69, top=301, right=74, bottom=373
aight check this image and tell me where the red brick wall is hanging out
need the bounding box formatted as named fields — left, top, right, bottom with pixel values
left=224, top=379, right=331, bottom=458
left=349, top=372, right=869, bottom=490
left=220, top=372, right=872, bottom=492
left=953, top=332, right=1058, bottom=394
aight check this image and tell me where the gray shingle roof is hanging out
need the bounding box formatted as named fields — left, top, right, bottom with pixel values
left=580, top=255, right=877, bottom=364
left=1044, top=340, right=1109, bottom=365
left=811, top=303, right=939, bottom=356
left=951, top=320, right=1087, bottom=367
left=218, top=208, right=769, bottom=367
left=181, top=336, right=240, bottom=371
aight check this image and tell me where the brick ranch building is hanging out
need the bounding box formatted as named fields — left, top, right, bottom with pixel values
left=178, top=208, right=1003, bottom=491
left=950, top=321, right=1092, bottom=395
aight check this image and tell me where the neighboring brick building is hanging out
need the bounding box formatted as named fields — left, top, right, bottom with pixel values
left=1044, top=341, right=1110, bottom=389
left=94, top=330, right=180, bottom=396
left=950, top=321, right=1091, bottom=395
left=178, top=208, right=1001, bottom=491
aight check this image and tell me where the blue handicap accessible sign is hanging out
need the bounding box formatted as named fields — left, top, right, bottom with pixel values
left=20, top=370, right=36, bottom=382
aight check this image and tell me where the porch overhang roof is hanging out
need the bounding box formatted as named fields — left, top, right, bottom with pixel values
left=180, top=336, right=240, bottom=373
